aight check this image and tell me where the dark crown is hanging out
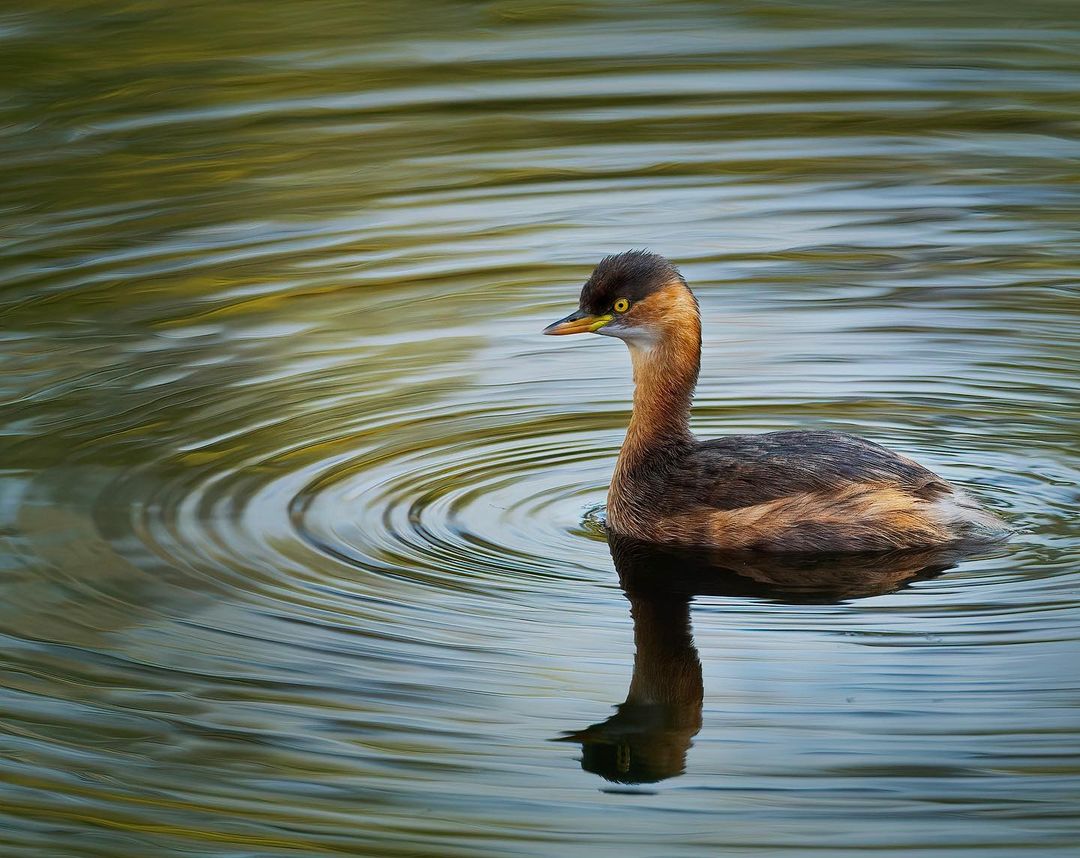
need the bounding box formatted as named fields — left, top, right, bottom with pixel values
left=579, top=251, right=687, bottom=314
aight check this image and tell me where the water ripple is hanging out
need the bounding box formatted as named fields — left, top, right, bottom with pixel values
left=1, top=2, right=1078, bottom=856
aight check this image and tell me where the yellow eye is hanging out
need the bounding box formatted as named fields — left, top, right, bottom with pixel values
left=613, top=298, right=630, bottom=313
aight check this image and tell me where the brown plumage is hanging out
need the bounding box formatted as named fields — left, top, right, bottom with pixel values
left=544, top=251, right=1010, bottom=553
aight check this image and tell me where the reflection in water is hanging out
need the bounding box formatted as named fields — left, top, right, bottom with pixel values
left=562, top=544, right=703, bottom=785
left=564, top=536, right=970, bottom=784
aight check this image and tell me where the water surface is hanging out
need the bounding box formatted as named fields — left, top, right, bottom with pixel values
left=1, top=1, right=1079, bottom=856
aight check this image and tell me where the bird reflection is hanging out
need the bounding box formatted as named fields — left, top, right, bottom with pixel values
left=560, top=535, right=976, bottom=785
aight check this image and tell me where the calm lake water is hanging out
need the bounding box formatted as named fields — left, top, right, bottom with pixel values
left=2, top=1, right=1079, bottom=855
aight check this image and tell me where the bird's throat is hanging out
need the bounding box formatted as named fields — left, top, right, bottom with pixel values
left=622, top=330, right=700, bottom=464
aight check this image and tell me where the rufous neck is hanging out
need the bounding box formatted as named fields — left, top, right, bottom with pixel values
left=623, top=324, right=700, bottom=457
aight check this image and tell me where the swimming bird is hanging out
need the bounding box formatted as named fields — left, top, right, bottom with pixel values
left=543, top=251, right=1008, bottom=552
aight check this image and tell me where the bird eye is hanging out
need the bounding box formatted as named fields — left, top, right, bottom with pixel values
left=613, top=298, right=630, bottom=313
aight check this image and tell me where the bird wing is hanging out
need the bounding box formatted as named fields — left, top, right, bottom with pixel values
left=670, top=431, right=953, bottom=511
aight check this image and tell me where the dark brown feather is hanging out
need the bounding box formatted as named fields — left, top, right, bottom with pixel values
left=670, top=430, right=951, bottom=510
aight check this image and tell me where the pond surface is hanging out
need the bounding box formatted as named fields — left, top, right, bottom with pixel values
left=2, top=1, right=1079, bottom=855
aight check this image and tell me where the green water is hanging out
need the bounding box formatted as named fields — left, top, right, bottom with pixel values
left=1, top=1, right=1078, bottom=856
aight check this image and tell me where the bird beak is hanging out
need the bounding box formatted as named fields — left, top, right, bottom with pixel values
left=543, top=309, right=613, bottom=336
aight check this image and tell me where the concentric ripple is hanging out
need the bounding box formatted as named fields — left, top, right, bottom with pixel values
left=1, top=2, right=1079, bottom=856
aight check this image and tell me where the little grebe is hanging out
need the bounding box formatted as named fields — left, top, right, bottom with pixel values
left=544, top=251, right=1009, bottom=552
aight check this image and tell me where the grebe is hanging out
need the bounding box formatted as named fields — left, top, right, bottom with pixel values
left=544, top=251, right=1009, bottom=552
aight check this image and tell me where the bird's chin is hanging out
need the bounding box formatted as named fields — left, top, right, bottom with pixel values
left=601, top=324, right=658, bottom=351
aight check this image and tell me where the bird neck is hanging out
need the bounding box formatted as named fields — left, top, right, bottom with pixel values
left=622, top=323, right=700, bottom=462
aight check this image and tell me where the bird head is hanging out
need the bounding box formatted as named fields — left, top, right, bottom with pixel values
left=543, top=250, right=699, bottom=350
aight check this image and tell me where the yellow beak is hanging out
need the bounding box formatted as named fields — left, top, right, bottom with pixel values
left=543, top=310, right=613, bottom=336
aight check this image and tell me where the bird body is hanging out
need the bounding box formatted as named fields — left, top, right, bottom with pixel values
left=609, top=428, right=1005, bottom=552
left=545, top=251, right=1008, bottom=553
